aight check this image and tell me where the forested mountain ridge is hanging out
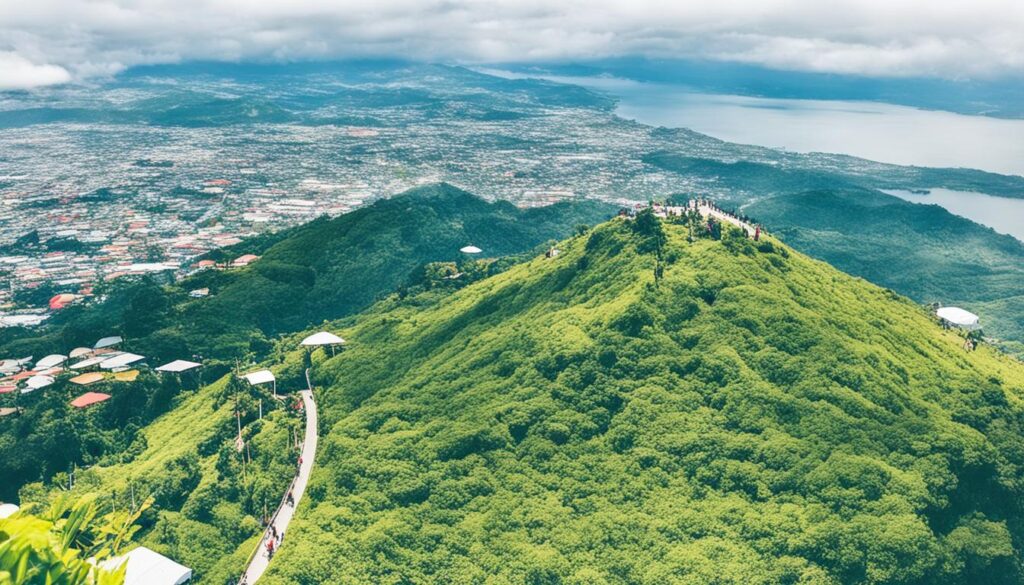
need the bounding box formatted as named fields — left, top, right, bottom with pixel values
left=0, top=183, right=615, bottom=366
left=260, top=214, right=1024, bottom=584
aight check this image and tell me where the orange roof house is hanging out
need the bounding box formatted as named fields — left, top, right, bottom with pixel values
left=70, top=372, right=105, bottom=386
left=70, top=392, right=111, bottom=408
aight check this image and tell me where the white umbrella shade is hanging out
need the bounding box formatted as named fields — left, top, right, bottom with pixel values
left=301, top=332, right=345, bottom=347
left=459, top=245, right=482, bottom=254
left=35, top=354, right=67, bottom=369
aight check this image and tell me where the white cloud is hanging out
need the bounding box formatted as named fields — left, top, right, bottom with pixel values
left=0, top=52, right=71, bottom=90
left=0, top=0, right=1022, bottom=86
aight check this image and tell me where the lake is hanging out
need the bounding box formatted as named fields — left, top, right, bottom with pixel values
left=485, top=71, right=1024, bottom=178
left=882, top=188, right=1024, bottom=243
left=480, top=69, right=1024, bottom=239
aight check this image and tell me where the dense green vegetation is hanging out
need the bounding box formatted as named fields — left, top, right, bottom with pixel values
left=0, top=494, right=147, bottom=584
left=13, top=207, right=1024, bottom=584
left=644, top=153, right=1024, bottom=356
left=13, top=367, right=308, bottom=584
left=1, top=185, right=611, bottom=490
left=0, top=370, right=195, bottom=502
left=251, top=215, right=1024, bottom=584
left=1, top=186, right=613, bottom=581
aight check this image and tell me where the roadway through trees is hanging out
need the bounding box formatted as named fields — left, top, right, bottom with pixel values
left=239, top=372, right=318, bottom=584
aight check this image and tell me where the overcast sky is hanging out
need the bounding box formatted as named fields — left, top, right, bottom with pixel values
left=2, top=0, right=1023, bottom=90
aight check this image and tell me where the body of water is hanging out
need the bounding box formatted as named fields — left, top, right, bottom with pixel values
left=486, top=71, right=1024, bottom=178
left=480, top=69, right=1024, bottom=239
left=882, top=188, right=1024, bottom=243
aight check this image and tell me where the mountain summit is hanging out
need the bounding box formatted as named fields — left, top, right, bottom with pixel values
left=264, top=213, right=1024, bottom=585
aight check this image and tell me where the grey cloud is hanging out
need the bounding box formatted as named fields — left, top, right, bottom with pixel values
left=1, top=0, right=1022, bottom=88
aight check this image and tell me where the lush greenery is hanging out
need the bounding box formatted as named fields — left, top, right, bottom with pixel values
left=644, top=153, right=1024, bottom=356
left=14, top=368, right=307, bottom=584
left=0, top=495, right=147, bottom=585
left=1, top=186, right=612, bottom=582
left=13, top=210, right=1024, bottom=584
left=0, top=370, right=198, bottom=502
left=254, top=215, right=1024, bottom=584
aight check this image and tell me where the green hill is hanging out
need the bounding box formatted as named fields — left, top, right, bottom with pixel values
left=257, top=214, right=1024, bottom=584
left=643, top=152, right=1024, bottom=356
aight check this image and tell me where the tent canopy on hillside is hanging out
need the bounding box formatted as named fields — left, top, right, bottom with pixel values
left=937, top=307, right=980, bottom=329
left=156, top=360, right=202, bottom=373
left=243, top=370, right=275, bottom=386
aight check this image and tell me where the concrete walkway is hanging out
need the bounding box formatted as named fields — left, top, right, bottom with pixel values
left=240, top=374, right=318, bottom=584
left=695, top=202, right=757, bottom=234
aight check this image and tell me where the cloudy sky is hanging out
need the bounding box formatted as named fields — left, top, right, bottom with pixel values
left=1, top=0, right=1023, bottom=90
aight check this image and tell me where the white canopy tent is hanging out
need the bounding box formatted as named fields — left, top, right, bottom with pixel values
left=301, top=331, right=345, bottom=356
left=0, top=359, right=20, bottom=375
left=35, top=354, right=67, bottom=369
left=94, top=336, right=123, bottom=349
left=102, top=546, right=192, bottom=585
left=937, top=307, right=980, bottom=329
left=459, top=245, right=482, bottom=254
left=69, top=347, right=93, bottom=359
left=100, top=353, right=145, bottom=370
left=156, top=360, right=202, bottom=373
left=243, top=369, right=277, bottom=396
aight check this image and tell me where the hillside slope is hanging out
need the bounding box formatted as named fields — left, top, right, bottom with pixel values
left=643, top=152, right=1024, bottom=355
left=266, top=215, right=1024, bottom=585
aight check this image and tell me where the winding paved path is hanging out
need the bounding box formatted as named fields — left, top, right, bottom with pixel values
left=240, top=374, right=318, bottom=584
